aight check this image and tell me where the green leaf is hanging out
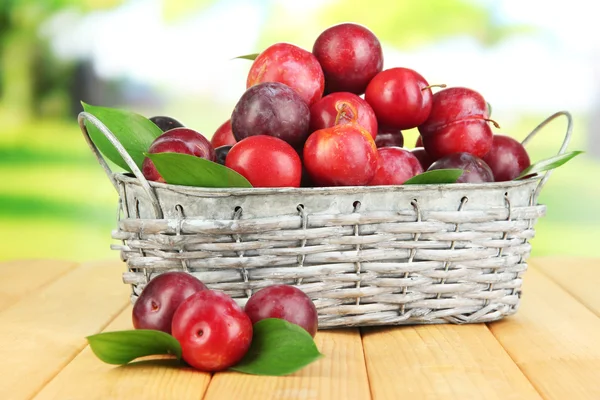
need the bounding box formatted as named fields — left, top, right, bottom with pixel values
left=230, top=319, right=323, bottom=376
left=233, top=53, right=260, bottom=60
left=81, top=102, right=163, bottom=172
left=146, top=152, right=253, bottom=188
left=87, top=329, right=182, bottom=365
left=516, top=150, right=583, bottom=180
left=403, top=169, right=463, bottom=185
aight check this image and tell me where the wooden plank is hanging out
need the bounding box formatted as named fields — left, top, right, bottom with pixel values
left=203, top=329, right=371, bottom=400
left=34, top=306, right=212, bottom=400
left=362, top=324, right=541, bottom=400
left=0, top=259, right=78, bottom=311
left=530, top=257, right=600, bottom=316
left=0, top=260, right=130, bottom=400
left=488, top=267, right=600, bottom=400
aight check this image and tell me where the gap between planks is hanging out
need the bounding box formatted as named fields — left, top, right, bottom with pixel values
left=360, top=322, right=541, bottom=400
left=0, top=260, right=131, bottom=400
left=34, top=306, right=213, bottom=400
left=30, top=302, right=131, bottom=400
left=40, top=314, right=371, bottom=400
left=9, top=257, right=598, bottom=400
left=529, top=257, right=600, bottom=317
left=202, top=328, right=371, bottom=400
left=0, top=259, right=79, bottom=312
left=487, top=263, right=600, bottom=400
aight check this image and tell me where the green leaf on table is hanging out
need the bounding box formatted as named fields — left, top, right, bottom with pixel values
left=403, top=169, right=463, bottom=185
left=233, top=53, right=260, bottom=60
left=229, top=318, right=323, bottom=376
left=515, top=150, right=583, bottom=180
left=81, top=102, right=163, bottom=172
left=87, top=329, right=182, bottom=365
left=146, top=152, right=253, bottom=188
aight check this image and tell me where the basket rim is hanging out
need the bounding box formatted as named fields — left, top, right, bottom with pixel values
left=113, top=172, right=541, bottom=197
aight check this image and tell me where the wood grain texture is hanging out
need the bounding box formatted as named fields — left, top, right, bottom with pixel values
left=0, top=261, right=130, bottom=400
left=530, top=257, right=600, bottom=316
left=488, top=267, right=600, bottom=400
left=0, top=259, right=78, bottom=311
left=34, top=306, right=211, bottom=400
left=1, top=257, right=598, bottom=399
left=362, top=324, right=541, bottom=400
left=203, top=329, right=371, bottom=400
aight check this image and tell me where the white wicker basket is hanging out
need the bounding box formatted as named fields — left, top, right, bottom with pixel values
left=78, top=111, right=573, bottom=328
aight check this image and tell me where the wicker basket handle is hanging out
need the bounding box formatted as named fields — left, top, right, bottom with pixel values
left=78, top=111, right=163, bottom=218
left=520, top=110, right=573, bottom=203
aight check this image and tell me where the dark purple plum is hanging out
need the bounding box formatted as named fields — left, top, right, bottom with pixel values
left=482, top=134, right=531, bottom=181
left=150, top=116, right=184, bottom=132
left=427, top=152, right=494, bottom=183
left=132, top=271, right=207, bottom=334
left=374, top=126, right=404, bottom=148
left=411, top=147, right=434, bottom=170
left=231, top=82, right=311, bottom=149
left=214, top=145, right=233, bottom=165
left=244, top=284, right=318, bottom=337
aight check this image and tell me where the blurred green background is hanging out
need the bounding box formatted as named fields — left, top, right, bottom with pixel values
left=1, top=0, right=598, bottom=261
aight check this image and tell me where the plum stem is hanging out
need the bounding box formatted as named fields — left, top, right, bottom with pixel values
left=486, top=118, right=501, bottom=129
left=421, top=84, right=447, bottom=91
left=334, top=101, right=358, bottom=125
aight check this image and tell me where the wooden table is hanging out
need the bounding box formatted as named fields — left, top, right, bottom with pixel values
left=0, top=257, right=598, bottom=400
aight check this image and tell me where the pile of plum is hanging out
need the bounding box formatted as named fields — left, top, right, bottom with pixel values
left=142, top=23, right=531, bottom=187
left=132, top=272, right=318, bottom=372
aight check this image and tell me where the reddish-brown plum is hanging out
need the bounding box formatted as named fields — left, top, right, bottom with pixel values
left=312, top=23, right=383, bottom=95
left=244, top=284, right=318, bottom=337
left=411, top=147, right=434, bottom=170
left=419, top=87, right=490, bottom=132
left=247, top=43, right=324, bottom=106
left=368, top=147, right=423, bottom=185
left=226, top=135, right=302, bottom=187
left=375, top=126, right=404, bottom=148
left=309, top=92, right=377, bottom=138
left=303, top=123, right=378, bottom=186
left=142, top=128, right=215, bottom=182
left=171, top=290, right=253, bottom=372
left=421, top=121, right=494, bottom=161
left=211, top=119, right=236, bottom=148
left=418, top=87, right=494, bottom=160
left=482, top=135, right=531, bottom=181
left=365, top=67, right=433, bottom=130
left=132, top=272, right=207, bottom=334
left=427, top=152, right=494, bottom=183
left=231, top=82, right=310, bottom=149
left=150, top=116, right=184, bottom=132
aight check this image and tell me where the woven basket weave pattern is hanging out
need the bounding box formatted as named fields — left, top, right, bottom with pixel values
left=77, top=110, right=572, bottom=327
left=112, top=175, right=545, bottom=327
